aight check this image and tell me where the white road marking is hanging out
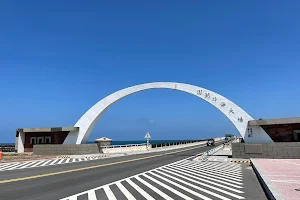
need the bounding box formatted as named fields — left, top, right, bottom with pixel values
left=29, top=160, right=48, bottom=168
left=142, top=173, right=193, bottom=200
left=88, top=190, right=97, bottom=200
left=165, top=165, right=244, bottom=191
left=172, top=163, right=243, bottom=185
left=179, top=161, right=243, bottom=174
left=154, top=169, right=232, bottom=200
left=19, top=161, right=40, bottom=169
left=167, top=164, right=243, bottom=188
left=116, top=181, right=137, bottom=200
left=126, top=178, right=155, bottom=200
left=40, top=159, right=53, bottom=166
left=57, top=159, right=65, bottom=165
left=0, top=162, right=22, bottom=170
left=103, top=185, right=117, bottom=200
left=48, top=159, right=59, bottom=166
left=159, top=167, right=245, bottom=199
left=135, top=175, right=174, bottom=200
left=0, top=157, right=104, bottom=171
left=173, top=162, right=243, bottom=180
left=149, top=171, right=212, bottom=200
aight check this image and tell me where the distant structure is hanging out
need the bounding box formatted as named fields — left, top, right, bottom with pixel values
left=95, top=137, right=112, bottom=146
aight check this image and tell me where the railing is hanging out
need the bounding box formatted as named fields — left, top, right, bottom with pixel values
left=0, top=145, right=15, bottom=152
left=100, top=143, right=147, bottom=149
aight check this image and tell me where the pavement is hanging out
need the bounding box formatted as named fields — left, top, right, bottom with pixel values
left=0, top=141, right=267, bottom=200
left=252, top=159, right=300, bottom=200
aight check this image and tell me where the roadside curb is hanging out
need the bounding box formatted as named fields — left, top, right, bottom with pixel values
left=251, top=159, right=281, bottom=200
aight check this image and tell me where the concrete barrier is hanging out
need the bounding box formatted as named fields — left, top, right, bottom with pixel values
left=33, top=144, right=101, bottom=155
left=232, top=142, right=300, bottom=159
left=102, top=145, right=149, bottom=153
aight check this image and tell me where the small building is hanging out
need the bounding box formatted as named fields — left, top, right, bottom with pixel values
left=15, top=127, right=79, bottom=153
left=95, top=137, right=112, bottom=146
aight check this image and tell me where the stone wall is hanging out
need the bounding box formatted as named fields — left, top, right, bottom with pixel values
left=232, top=142, right=300, bottom=159
left=33, top=144, right=101, bottom=155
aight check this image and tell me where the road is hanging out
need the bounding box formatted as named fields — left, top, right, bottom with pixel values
left=0, top=142, right=267, bottom=200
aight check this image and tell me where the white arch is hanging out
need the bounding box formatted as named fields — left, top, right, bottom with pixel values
left=64, top=82, right=273, bottom=144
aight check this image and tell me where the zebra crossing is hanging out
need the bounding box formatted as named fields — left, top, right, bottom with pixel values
left=61, top=158, right=245, bottom=200
left=0, top=157, right=102, bottom=171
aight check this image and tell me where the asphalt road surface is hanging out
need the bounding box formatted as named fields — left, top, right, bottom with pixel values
left=0, top=142, right=267, bottom=200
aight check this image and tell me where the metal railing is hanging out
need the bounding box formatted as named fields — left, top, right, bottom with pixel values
left=100, top=143, right=147, bottom=149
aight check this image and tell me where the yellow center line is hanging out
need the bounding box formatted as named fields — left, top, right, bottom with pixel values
left=0, top=145, right=204, bottom=184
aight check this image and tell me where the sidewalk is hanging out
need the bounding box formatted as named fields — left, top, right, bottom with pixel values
left=251, top=159, right=300, bottom=200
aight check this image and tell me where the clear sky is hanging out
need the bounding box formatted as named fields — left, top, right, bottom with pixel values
left=1, top=1, right=300, bottom=142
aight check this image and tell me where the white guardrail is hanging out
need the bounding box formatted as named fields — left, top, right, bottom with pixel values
left=101, top=143, right=147, bottom=149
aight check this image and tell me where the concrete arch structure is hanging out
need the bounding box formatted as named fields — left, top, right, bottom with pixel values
left=64, top=82, right=273, bottom=144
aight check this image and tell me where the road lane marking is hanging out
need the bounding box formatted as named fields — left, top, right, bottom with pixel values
left=142, top=173, right=193, bottom=200
left=40, top=159, right=53, bottom=166
left=49, top=159, right=59, bottom=166
left=0, top=162, right=22, bottom=170
left=181, top=160, right=243, bottom=174
left=154, top=169, right=232, bottom=200
left=103, top=185, right=117, bottom=200
left=88, top=190, right=97, bottom=200
left=19, top=161, right=40, bottom=169
left=165, top=165, right=244, bottom=192
left=173, top=164, right=243, bottom=185
left=167, top=164, right=243, bottom=188
left=149, top=171, right=213, bottom=200
left=116, top=181, right=136, bottom=200
left=127, top=178, right=155, bottom=200
left=0, top=145, right=206, bottom=184
left=175, top=162, right=243, bottom=178
left=158, top=167, right=245, bottom=199
left=29, top=160, right=47, bottom=168
left=135, top=175, right=174, bottom=200
left=173, top=162, right=243, bottom=180
left=57, top=159, right=65, bottom=165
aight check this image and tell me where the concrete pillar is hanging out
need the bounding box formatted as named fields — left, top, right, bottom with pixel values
left=17, top=132, right=25, bottom=153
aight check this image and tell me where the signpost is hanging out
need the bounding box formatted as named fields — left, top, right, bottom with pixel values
left=145, top=132, right=151, bottom=149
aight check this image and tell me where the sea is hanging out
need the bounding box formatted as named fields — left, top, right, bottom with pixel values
left=0, top=139, right=204, bottom=146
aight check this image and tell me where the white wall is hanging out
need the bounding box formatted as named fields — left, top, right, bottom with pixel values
left=17, top=132, right=25, bottom=153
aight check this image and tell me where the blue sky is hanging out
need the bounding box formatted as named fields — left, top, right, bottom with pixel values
left=1, top=1, right=300, bottom=142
